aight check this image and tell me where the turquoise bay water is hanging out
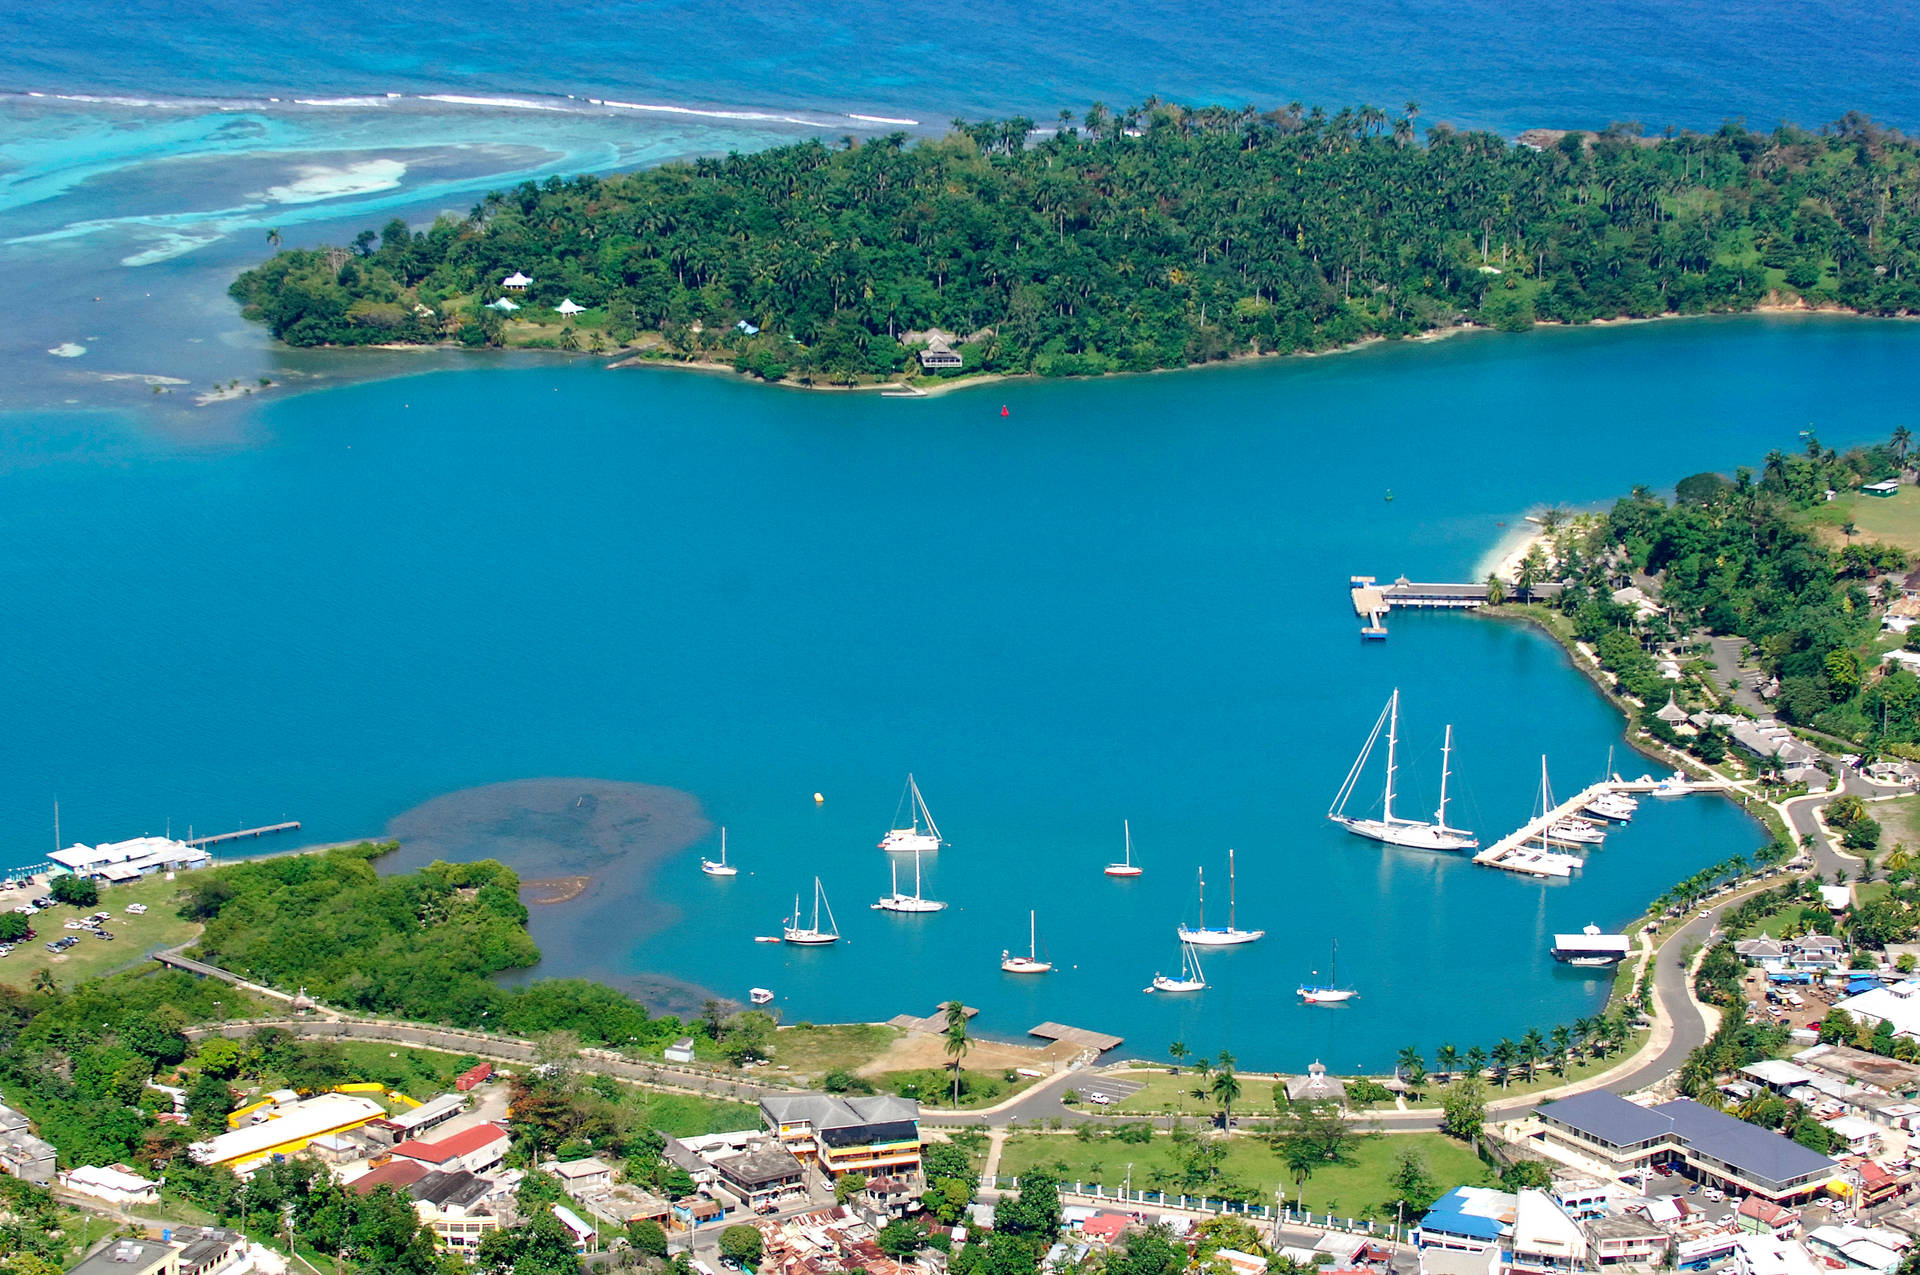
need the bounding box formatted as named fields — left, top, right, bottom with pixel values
left=4, top=315, right=1913, bottom=1068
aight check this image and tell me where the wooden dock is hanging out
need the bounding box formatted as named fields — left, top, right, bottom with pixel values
left=1348, top=574, right=1568, bottom=638
left=185, top=821, right=301, bottom=848
left=1473, top=778, right=1728, bottom=877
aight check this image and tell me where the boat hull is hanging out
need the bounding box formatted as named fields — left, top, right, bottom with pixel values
left=1333, top=816, right=1477, bottom=851
left=872, top=896, right=946, bottom=912
left=1001, top=958, right=1052, bottom=974
left=879, top=831, right=941, bottom=853
left=1177, top=926, right=1264, bottom=946
left=1298, top=988, right=1356, bottom=1004
left=1150, top=977, right=1205, bottom=992
left=1104, top=865, right=1143, bottom=877
left=783, top=931, right=838, bottom=945
left=701, top=861, right=738, bottom=876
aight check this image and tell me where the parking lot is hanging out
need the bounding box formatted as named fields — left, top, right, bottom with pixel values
left=1070, top=1076, right=1145, bottom=1107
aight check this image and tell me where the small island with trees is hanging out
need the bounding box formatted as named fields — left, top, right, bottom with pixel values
left=230, top=101, right=1920, bottom=388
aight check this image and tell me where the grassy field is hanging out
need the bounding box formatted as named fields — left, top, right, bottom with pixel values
left=0, top=873, right=202, bottom=990
left=770, top=1023, right=901, bottom=1077
left=997, top=1129, right=1494, bottom=1222
left=1805, top=485, right=1920, bottom=555
left=1873, top=795, right=1920, bottom=859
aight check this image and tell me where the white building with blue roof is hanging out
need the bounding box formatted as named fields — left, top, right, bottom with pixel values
left=1416, top=1185, right=1517, bottom=1252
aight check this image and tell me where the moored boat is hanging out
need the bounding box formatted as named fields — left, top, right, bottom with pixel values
left=1551, top=923, right=1631, bottom=965
left=1329, top=691, right=1478, bottom=851
left=749, top=987, right=775, bottom=1004
left=1001, top=910, right=1053, bottom=973
left=1148, top=941, right=1206, bottom=993
left=783, top=877, right=841, bottom=945
left=1176, top=849, right=1264, bottom=946
left=1297, top=940, right=1357, bottom=1004
left=1104, top=819, right=1144, bottom=877
left=701, top=826, right=739, bottom=877
left=879, top=774, right=944, bottom=853
left=873, top=848, right=946, bottom=912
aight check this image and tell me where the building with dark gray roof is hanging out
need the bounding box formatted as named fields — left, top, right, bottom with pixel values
left=1533, top=1093, right=1838, bottom=1202
left=761, top=1093, right=922, bottom=1178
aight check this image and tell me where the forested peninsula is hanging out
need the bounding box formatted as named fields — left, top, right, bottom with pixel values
left=231, top=102, right=1920, bottom=385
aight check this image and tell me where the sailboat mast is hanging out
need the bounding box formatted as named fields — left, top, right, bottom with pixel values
left=1438, top=727, right=1452, bottom=830
left=1227, top=849, right=1237, bottom=931
left=1383, top=690, right=1400, bottom=823
left=1124, top=819, right=1132, bottom=867
left=1196, top=868, right=1206, bottom=928
left=1029, top=910, right=1037, bottom=959
left=914, top=850, right=923, bottom=899
left=721, top=827, right=727, bottom=866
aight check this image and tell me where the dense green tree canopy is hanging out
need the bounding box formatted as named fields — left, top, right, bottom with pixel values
left=232, top=104, right=1920, bottom=383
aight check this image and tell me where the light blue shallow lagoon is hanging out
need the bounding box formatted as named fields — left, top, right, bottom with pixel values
left=4, top=315, right=1915, bottom=1068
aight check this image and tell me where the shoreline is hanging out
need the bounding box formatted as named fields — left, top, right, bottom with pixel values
left=200, top=306, right=1912, bottom=412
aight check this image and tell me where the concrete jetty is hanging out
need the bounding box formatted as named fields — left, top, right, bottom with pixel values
left=1474, top=778, right=1727, bottom=877
left=1348, top=575, right=1565, bottom=638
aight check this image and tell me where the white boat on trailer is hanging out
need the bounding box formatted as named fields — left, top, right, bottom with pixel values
left=1147, top=941, right=1206, bottom=993
left=879, top=773, right=944, bottom=853
left=873, top=848, right=946, bottom=912
left=1176, top=849, right=1264, bottom=946
left=1329, top=690, right=1478, bottom=851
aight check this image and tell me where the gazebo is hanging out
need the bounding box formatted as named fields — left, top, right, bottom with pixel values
left=487, top=297, right=519, bottom=312
left=501, top=272, right=532, bottom=290
left=1656, top=692, right=1690, bottom=726
left=555, top=298, right=586, bottom=317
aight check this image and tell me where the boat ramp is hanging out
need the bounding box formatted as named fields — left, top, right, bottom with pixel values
left=1473, top=777, right=1726, bottom=878
left=1349, top=575, right=1565, bottom=638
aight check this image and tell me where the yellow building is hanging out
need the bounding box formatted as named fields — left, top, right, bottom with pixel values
left=191, top=1092, right=387, bottom=1174
left=759, top=1094, right=922, bottom=1178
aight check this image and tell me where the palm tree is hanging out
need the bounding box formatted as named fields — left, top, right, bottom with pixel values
left=1895, top=425, right=1913, bottom=466
left=943, top=999, right=971, bottom=1108
left=1434, top=1043, right=1461, bottom=1083
left=1519, top=1028, right=1548, bottom=1081
left=1169, top=1040, right=1189, bottom=1073
left=30, top=969, right=54, bottom=995
left=1490, top=1039, right=1517, bottom=1088
left=266, top=227, right=282, bottom=249
left=1396, top=1045, right=1424, bottom=1084
left=1465, top=1046, right=1488, bottom=1081
left=1485, top=574, right=1507, bottom=605
left=1211, top=1051, right=1242, bottom=1126
left=1843, top=521, right=1858, bottom=543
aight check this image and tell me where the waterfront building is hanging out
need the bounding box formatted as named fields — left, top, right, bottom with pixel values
left=1284, top=1062, right=1348, bottom=1106
left=1532, top=1093, right=1840, bottom=1202
left=918, top=334, right=963, bottom=370
left=49, top=836, right=210, bottom=881
left=760, top=1094, right=922, bottom=1178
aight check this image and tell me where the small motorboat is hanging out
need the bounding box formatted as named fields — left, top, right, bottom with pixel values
left=749, top=987, right=774, bottom=1005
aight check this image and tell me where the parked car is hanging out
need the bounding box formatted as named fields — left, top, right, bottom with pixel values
left=125, top=903, right=148, bottom=915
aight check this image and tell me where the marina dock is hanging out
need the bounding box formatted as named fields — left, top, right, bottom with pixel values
left=1349, top=574, right=1565, bottom=637
left=185, top=821, right=301, bottom=848
left=1473, top=779, right=1726, bottom=877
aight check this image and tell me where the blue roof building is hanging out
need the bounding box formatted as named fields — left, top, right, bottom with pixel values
left=1533, top=1093, right=1838, bottom=1202
left=1416, top=1186, right=1517, bottom=1251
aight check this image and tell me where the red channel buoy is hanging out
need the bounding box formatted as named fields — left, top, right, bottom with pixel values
left=1000, top=404, right=1010, bottom=417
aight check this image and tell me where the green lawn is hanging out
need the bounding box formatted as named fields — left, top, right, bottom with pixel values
left=1806, top=486, right=1920, bottom=556
left=0, top=874, right=203, bottom=990
left=769, top=1023, right=902, bottom=1078
left=1873, top=796, right=1920, bottom=860
left=997, top=1129, right=1494, bottom=1222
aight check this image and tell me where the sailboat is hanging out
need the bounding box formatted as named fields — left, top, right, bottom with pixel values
left=1104, top=819, right=1144, bottom=878
left=1147, top=942, right=1206, bottom=993
left=872, top=848, right=947, bottom=912
left=879, top=774, right=944, bottom=853
left=1328, top=690, right=1479, bottom=851
left=783, top=877, right=841, bottom=945
left=1297, top=940, right=1358, bottom=1004
left=1524, top=758, right=1584, bottom=874
left=700, top=827, right=738, bottom=877
left=1176, top=850, right=1264, bottom=946
left=1001, top=910, right=1053, bottom=973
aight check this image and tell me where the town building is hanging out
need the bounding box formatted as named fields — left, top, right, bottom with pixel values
left=712, top=1145, right=807, bottom=1212
left=761, top=1094, right=922, bottom=1179
left=1416, top=1186, right=1518, bottom=1252
left=918, top=334, right=963, bottom=371
left=390, top=1122, right=510, bottom=1175
left=69, top=1239, right=182, bottom=1275
left=545, top=1157, right=615, bottom=1193
left=61, top=1164, right=161, bottom=1206
left=0, top=1125, right=56, bottom=1184
left=1532, top=1092, right=1841, bottom=1202
left=367, top=1092, right=467, bottom=1144
left=168, top=1226, right=245, bottom=1275
left=1736, top=1197, right=1803, bottom=1237
left=665, top=1037, right=697, bottom=1064
left=1833, top=980, right=1920, bottom=1040
left=1284, top=1062, right=1348, bottom=1106
left=189, top=1092, right=386, bottom=1173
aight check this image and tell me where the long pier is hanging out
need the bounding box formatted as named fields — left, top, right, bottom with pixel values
left=1474, top=778, right=1728, bottom=877
left=185, top=821, right=301, bottom=848
left=1349, top=575, right=1566, bottom=638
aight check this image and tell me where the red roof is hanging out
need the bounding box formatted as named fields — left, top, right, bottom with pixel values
left=352, top=1160, right=429, bottom=1194
left=456, top=1063, right=493, bottom=1092
left=1737, top=1196, right=1800, bottom=1225
left=392, top=1122, right=508, bottom=1164
left=1080, top=1214, right=1130, bottom=1242
left=1845, top=1157, right=1899, bottom=1190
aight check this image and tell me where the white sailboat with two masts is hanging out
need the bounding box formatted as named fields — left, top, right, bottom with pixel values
left=872, top=848, right=946, bottom=913
left=1147, top=941, right=1206, bottom=993
left=783, top=877, right=841, bottom=945
left=1329, top=689, right=1478, bottom=851
left=1176, top=850, right=1264, bottom=946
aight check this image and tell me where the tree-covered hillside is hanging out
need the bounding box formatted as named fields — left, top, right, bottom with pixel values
left=232, top=103, right=1920, bottom=383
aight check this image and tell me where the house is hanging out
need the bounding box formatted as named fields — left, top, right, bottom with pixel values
left=554, top=1203, right=596, bottom=1251
left=555, top=298, right=586, bottom=317
left=1845, top=1157, right=1904, bottom=1208
left=1744, top=1060, right=1821, bottom=1095
left=501, top=272, right=531, bottom=290
left=1737, top=938, right=1788, bottom=964
left=455, top=1062, right=492, bottom=1092
left=712, top=1146, right=807, bottom=1211
left=1787, top=935, right=1846, bottom=969
left=1077, top=1212, right=1131, bottom=1244
left=1833, top=980, right=1920, bottom=1041
left=670, top=1195, right=724, bottom=1230
left=69, top=1239, right=182, bottom=1275
left=1532, top=1092, right=1841, bottom=1202
left=61, top=1164, right=161, bottom=1206
left=859, top=1174, right=920, bottom=1220
left=1736, top=1196, right=1803, bottom=1237
left=350, top=1158, right=430, bottom=1195
left=1824, top=1117, right=1882, bottom=1157
left=546, top=1157, right=615, bottom=1193
left=374, top=1093, right=466, bottom=1144
left=735, top=320, right=760, bottom=335
left=1863, top=480, right=1902, bottom=498
left=167, top=1226, right=245, bottom=1275
left=1733, top=1234, right=1828, bottom=1275
left=1805, top=1223, right=1908, bottom=1273
left=761, top=1093, right=923, bottom=1178
left=1727, top=719, right=1822, bottom=768
left=0, top=1122, right=55, bottom=1184
left=1285, top=1061, right=1349, bottom=1106
left=390, top=1122, right=510, bottom=1175
left=1508, top=1189, right=1588, bottom=1275
left=1416, top=1186, right=1518, bottom=1251
left=572, top=1182, right=671, bottom=1229
left=917, top=334, right=963, bottom=371
left=665, top=1037, right=697, bottom=1064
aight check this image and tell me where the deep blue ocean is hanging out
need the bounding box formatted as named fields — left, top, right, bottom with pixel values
left=4, top=1, right=1917, bottom=1069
